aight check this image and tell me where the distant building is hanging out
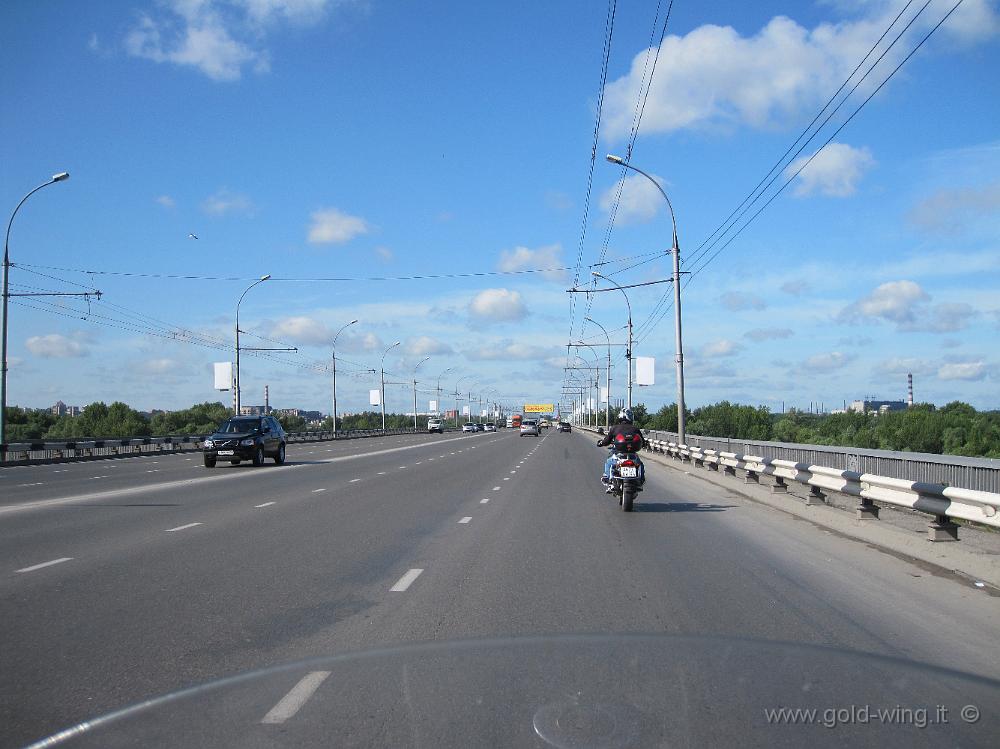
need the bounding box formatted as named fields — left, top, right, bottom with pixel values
left=50, top=401, right=81, bottom=417
left=240, top=405, right=266, bottom=416
left=848, top=399, right=907, bottom=414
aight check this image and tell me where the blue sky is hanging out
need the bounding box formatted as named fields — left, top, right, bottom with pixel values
left=2, top=0, right=998, bottom=418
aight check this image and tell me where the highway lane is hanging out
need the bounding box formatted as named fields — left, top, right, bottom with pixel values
left=0, top=431, right=462, bottom=507
left=3, top=427, right=998, bottom=747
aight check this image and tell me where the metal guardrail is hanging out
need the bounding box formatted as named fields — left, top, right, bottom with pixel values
left=0, top=427, right=449, bottom=465
left=643, top=430, right=1000, bottom=494
left=577, top=426, right=1000, bottom=541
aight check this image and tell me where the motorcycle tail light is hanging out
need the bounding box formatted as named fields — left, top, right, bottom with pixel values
left=621, top=459, right=636, bottom=467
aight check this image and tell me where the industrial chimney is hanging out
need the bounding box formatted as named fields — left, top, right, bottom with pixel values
left=265, top=385, right=270, bottom=414
left=907, top=373, right=913, bottom=408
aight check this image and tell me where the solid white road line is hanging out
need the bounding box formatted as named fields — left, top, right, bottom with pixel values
left=390, top=568, right=424, bottom=592
left=17, top=557, right=73, bottom=573
left=165, top=522, right=202, bottom=532
left=459, top=517, right=472, bottom=524
left=260, top=671, right=332, bottom=725
left=256, top=502, right=277, bottom=508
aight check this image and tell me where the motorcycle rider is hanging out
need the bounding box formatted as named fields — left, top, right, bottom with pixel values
left=597, top=408, right=646, bottom=493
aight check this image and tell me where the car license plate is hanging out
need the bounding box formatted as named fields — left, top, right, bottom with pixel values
left=217, top=450, right=234, bottom=456
left=619, top=466, right=637, bottom=478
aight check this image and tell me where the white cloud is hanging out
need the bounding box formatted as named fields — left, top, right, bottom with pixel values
left=876, top=249, right=1000, bottom=278
left=497, top=244, right=566, bottom=281
left=923, top=303, right=977, bottom=333
left=308, top=207, right=369, bottom=245
left=804, top=351, right=854, bottom=372
left=25, top=334, right=89, bottom=358
left=599, top=173, right=666, bottom=224
left=138, top=358, right=180, bottom=375
left=202, top=189, right=256, bottom=217
left=786, top=143, right=874, bottom=197
left=468, top=342, right=551, bottom=361
left=745, top=328, right=793, bottom=342
left=545, top=190, right=573, bottom=212
left=155, top=195, right=176, bottom=209
left=874, top=358, right=937, bottom=377
left=406, top=336, right=453, bottom=356
left=126, top=8, right=263, bottom=82
left=907, top=183, right=1000, bottom=233
left=268, top=316, right=331, bottom=346
left=468, top=289, right=527, bottom=322
left=938, top=361, right=987, bottom=381
left=601, top=4, right=999, bottom=139
left=720, top=291, right=767, bottom=311
left=702, top=339, right=742, bottom=358
left=374, top=246, right=394, bottom=264
left=780, top=279, right=810, bottom=296
left=843, top=280, right=929, bottom=325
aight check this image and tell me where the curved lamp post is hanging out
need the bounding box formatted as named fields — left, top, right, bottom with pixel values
left=412, top=356, right=431, bottom=431
left=585, top=316, right=614, bottom=428
left=380, top=341, right=401, bottom=431
left=591, top=270, right=633, bottom=410
left=435, top=366, right=454, bottom=419
left=606, top=153, right=686, bottom=443
left=1, top=172, right=70, bottom=452
left=453, top=374, right=474, bottom=428
left=234, top=274, right=270, bottom=414
left=331, top=319, right=358, bottom=435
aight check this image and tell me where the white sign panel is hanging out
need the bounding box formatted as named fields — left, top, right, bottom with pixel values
left=636, top=357, right=655, bottom=386
left=462, top=405, right=470, bottom=416
left=214, top=362, right=232, bottom=391
left=429, top=400, right=438, bottom=413
left=481, top=409, right=488, bottom=417
left=600, top=387, right=608, bottom=403
left=369, top=389, right=381, bottom=406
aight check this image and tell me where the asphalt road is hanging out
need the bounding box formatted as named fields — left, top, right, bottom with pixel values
left=2, top=428, right=998, bottom=747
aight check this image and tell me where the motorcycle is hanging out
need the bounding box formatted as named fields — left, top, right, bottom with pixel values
left=601, top=442, right=644, bottom=512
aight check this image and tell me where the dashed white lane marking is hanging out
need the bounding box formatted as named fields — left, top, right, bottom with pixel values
left=312, top=488, right=326, bottom=493
left=91, top=476, right=110, bottom=480
left=415, top=461, right=423, bottom=465
left=17, top=557, right=73, bottom=573
left=146, top=470, right=160, bottom=473
left=349, top=478, right=361, bottom=483
left=260, top=671, right=332, bottom=725
left=492, top=486, right=501, bottom=491
left=503, top=478, right=510, bottom=481
left=377, top=471, right=386, bottom=475
left=480, top=498, right=489, bottom=504
left=390, top=568, right=424, bottom=592
left=459, top=517, right=472, bottom=524
left=53, top=470, right=68, bottom=473
left=399, top=466, right=407, bottom=469
left=510, top=471, right=517, bottom=474
left=165, top=522, right=202, bottom=533
left=18, top=483, right=44, bottom=487
left=185, top=458, right=193, bottom=461
left=256, top=502, right=276, bottom=508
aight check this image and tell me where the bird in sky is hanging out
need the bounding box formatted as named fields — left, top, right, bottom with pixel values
left=188, top=233, right=198, bottom=240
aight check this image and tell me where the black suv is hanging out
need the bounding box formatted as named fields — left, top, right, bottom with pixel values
left=203, top=415, right=287, bottom=467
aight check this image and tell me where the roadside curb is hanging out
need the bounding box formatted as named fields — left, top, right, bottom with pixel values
left=641, top=447, right=1000, bottom=590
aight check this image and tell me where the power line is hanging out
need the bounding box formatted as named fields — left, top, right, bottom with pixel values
left=684, top=0, right=964, bottom=283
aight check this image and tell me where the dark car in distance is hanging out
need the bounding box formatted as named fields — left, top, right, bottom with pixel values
left=558, top=422, right=572, bottom=432
left=203, top=415, right=287, bottom=467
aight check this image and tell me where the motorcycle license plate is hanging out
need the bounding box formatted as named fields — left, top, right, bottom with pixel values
left=217, top=450, right=234, bottom=456
left=619, top=466, right=637, bottom=478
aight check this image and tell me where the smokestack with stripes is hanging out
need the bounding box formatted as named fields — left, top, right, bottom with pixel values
left=907, top=373, right=913, bottom=408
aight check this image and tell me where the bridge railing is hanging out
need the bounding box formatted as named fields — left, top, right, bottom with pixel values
left=0, top=427, right=449, bottom=465
left=579, top=426, right=1000, bottom=540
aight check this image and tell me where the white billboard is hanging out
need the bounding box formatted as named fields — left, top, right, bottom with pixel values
left=636, top=357, right=655, bottom=386
left=213, top=362, right=232, bottom=391
left=369, top=389, right=381, bottom=406
left=600, top=387, right=608, bottom=403
left=429, top=400, right=438, bottom=413
left=462, top=405, right=470, bottom=416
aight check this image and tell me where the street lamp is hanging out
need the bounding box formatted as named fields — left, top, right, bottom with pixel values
left=454, top=374, right=474, bottom=428
left=585, top=316, right=614, bottom=428
left=331, top=319, right=358, bottom=436
left=380, top=341, right=401, bottom=432
left=591, top=270, right=633, bottom=410
left=234, top=274, right=270, bottom=414
left=435, top=367, right=454, bottom=419
left=412, top=356, right=431, bottom=431
left=1, top=172, right=70, bottom=452
left=573, top=344, right=603, bottom=427
left=606, top=153, right=686, bottom=443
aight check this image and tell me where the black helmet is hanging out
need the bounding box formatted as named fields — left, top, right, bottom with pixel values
left=617, top=407, right=634, bottom=423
